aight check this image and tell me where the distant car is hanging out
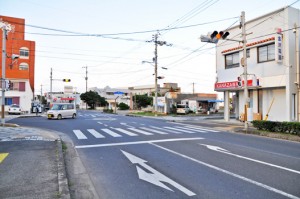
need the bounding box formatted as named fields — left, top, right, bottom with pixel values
left=8, top=104, right=22, bottom=115
left=176, top=104, right=189, bottom=114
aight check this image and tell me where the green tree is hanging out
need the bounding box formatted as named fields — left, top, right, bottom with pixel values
left=80, top=91, right=107, bottom=109
left=118, top=102, right=130, bottom=110
left=133, top=94, right=153, bottom=109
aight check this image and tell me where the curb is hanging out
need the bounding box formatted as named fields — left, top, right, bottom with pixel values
left=56, top=139, right=71, bottom=199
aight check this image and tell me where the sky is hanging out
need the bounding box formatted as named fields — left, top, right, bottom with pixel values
left=0, top=0, right=299, bottom=95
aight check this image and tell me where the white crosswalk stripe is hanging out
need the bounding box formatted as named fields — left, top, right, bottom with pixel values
left=140, top=127, right=168, bottom=134
left=73, top=130, right=88, bottom=139
left=163, top=127, right=196, bottom=133
left=175, top=126, right=208, bottom=133
left=114, top=128, right=138, bottom=136
left=150, top=126, right=182, bottom=134
left=87, top=129, right=105, bottom=138
left=101, top=129, right=122, bottom=137
left=72, top=125, right=216, bottom=140
left=128, top=128, right=153, bottom=135
left=183, top=125, right=220, bottom=132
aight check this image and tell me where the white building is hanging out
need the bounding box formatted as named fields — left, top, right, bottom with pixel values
left=215, top=7, right=300, bottom=122
left=5, top=79, right=33, bottom=113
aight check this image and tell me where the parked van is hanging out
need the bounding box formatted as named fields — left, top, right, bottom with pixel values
left=176, top=104, right=189, bottom=114
left=47, top=103, right=76, bottom=120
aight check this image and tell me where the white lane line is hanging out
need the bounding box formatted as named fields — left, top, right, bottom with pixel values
left=114, top=128, right=138, bottom=136
left=140, top=127, right=168, bottom=135
left=73, top=130, right=88, bottom=139
left=101, top=129, right=122, bottom=137
left=75, top=137, right=204, bottom=148
left=175, top=126, right=208, bottom=133
left=91, top=115, right=96, bottom=118
left=87, top=129, right=105, bottom=138
left=97, top=122, right=103, bottom=125
left=150, top=126, right=182, bottom=134
left=164, top=127, right=195, bottom=133
left=128, top=128, right=153, bottom=135
left=151, top=143, right=300, bottom=199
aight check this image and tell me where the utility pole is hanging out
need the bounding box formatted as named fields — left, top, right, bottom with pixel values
left=241, top=11, right=249, bottom=130
left=193, top=82, right=195, bottom=94
left=149, top=33, right=171, bottom=115
left=50, top=68, right=53, bottom=103
left=154, top=34, right=158, bottom=115
left=83, top=66, right=88, bottom=109
left=40, top=84, right=43, bottom=104
left=1, top=21, right=12, bottom=126
left=294, top=23, right=300, bottom=121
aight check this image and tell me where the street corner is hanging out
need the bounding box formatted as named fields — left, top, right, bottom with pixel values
left=0, top=126, right=60, bottom=142
left=0, top=140, right=70, bottom=199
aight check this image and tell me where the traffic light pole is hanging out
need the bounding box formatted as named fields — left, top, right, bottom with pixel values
left=241, top=11, right=249, bottom=130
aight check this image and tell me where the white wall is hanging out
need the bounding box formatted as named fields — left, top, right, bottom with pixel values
left=4, top=80, right=33, bottom=113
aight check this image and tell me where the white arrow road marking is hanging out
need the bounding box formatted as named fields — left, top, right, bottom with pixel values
left=152, top=143, right=300, bottom=199
left=200, top=144, right=300, bottom=175
left=121, top=150, right=196, bottom=196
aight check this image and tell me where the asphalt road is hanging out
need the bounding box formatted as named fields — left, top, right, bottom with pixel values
left=11, top=110, right=300, bottom=199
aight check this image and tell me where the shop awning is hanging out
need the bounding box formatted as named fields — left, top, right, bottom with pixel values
left=207, top=100, right=224, bottom=103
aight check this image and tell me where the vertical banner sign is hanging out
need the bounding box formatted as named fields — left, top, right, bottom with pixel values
left=275, top=33, right=283, bottom=63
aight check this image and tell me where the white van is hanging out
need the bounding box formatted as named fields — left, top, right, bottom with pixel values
left=176, top=104, right=189, bottom=114
left=47, top=103, right=76, bottom=120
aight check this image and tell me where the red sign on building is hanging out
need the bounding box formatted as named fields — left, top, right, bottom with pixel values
left=215, top=79, right=256, bottom=90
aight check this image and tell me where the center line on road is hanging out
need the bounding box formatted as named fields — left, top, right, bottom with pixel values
left=151, top=143, right=300, bottom=199
left=75, top=137, right=204, bottom=148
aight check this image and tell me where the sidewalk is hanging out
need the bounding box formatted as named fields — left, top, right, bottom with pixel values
left=0, top=126, right=70, bottom=199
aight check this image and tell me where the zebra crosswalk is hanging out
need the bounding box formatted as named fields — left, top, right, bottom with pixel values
left=72, top=125, right=219, bottom=140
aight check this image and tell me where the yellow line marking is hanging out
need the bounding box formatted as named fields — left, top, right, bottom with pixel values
left=0, top=153, right=9, bottom=164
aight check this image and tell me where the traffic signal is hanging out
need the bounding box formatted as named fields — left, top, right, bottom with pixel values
left=63, top=79, right=71, bottom=82
left=237, top=76, right=242, bottom=87
left=5, top=80, right=12, bottom=90
left=210, top=30, right=230, bottom=42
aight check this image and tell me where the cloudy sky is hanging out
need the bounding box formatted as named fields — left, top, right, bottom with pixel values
left=0, top=0, right=298, bottom=95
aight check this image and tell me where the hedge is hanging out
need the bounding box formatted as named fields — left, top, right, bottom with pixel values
left=103, top=108, right=113, bottom=113
left=252, top=120, right=300, bottom=136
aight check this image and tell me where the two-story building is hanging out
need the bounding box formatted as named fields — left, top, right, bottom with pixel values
left=0, top=16, right=35, bottom=113
left=215, top=7, right=300, bottom=122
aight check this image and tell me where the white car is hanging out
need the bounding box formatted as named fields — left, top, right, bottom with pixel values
left=8, top=104, right=22, bottom=115
left=47, top=103, right=76, bottom=120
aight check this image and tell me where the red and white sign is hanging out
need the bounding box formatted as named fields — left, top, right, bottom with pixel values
left=215, top=79, right=258, bottom=90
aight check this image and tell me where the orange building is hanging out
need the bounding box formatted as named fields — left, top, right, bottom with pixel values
left=0, top=15, right=35, bottom=112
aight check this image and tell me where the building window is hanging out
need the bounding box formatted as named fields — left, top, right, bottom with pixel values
left=19, top=63, right=29, bottom=70
left=258, top=43, right=275, bottom=63
left=10, top=82, right=26, bottom=92
left=5, top=97, right=20, bottom=105
left=225, top=52, right=239, bottom=69
left=19, top=47, right=29, bottom=58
